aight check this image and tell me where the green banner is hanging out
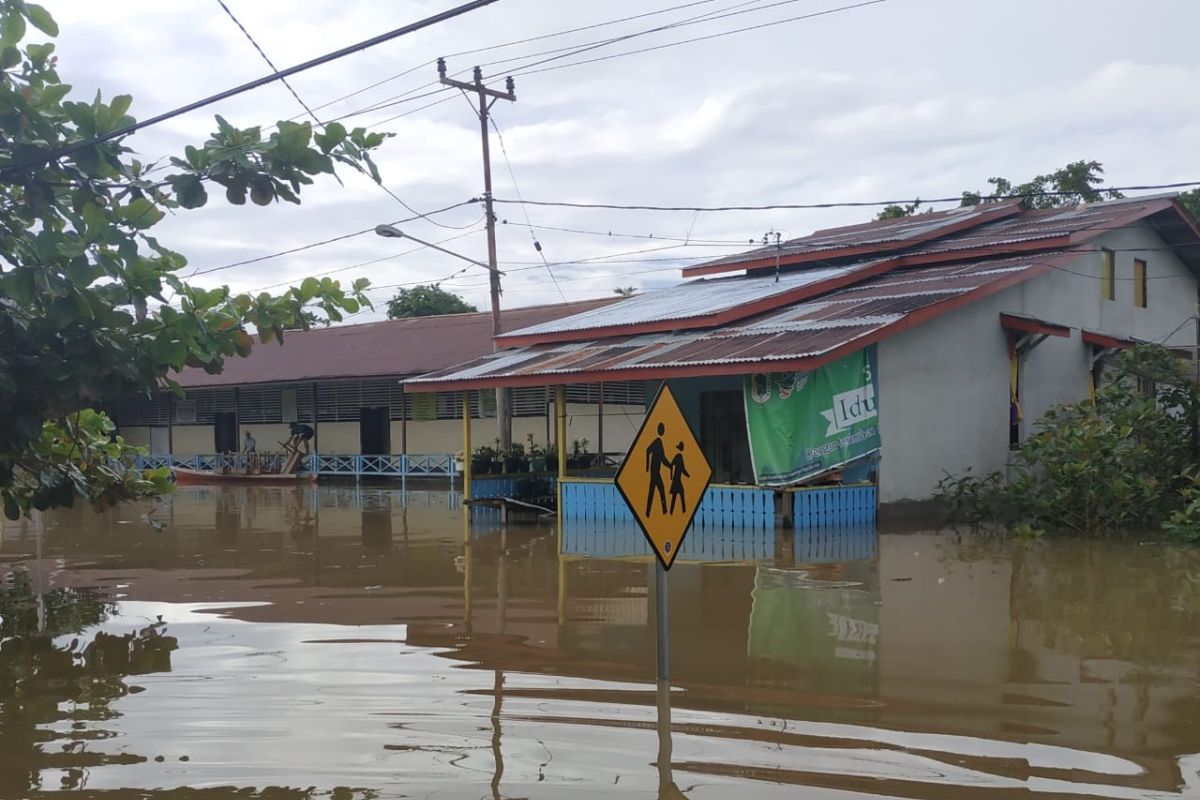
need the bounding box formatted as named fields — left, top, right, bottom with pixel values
left=743, top=346, right=880, bottom=486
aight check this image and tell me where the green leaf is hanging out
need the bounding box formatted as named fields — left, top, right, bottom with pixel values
left=1, top=45, right=21, bottom=69
left=2, top=12, right=26, bottom=46
left=109, top=93, right=132, bottom=119
left=24, top=4, right=58, bottom=36
left=169, top=174, right=208, bottom=209
left=36, top=82, right=71, bottom=107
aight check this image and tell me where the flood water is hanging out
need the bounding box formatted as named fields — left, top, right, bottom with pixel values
left=1, top=486, right=1199, bottom=799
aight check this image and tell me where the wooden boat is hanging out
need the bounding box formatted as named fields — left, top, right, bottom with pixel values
left=172, top=466, right=317, bottom=486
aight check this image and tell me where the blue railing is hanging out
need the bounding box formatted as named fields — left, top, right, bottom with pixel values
left=793, top=484, right=876, bottom=528
left=560, top=479, right=775, bottom=530
left=561, top=519, right=777, bottom=562
left=133, top=453, right=457, bottom=479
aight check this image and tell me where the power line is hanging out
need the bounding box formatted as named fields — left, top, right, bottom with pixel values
left=251, top=226, right=486, bottom=292
left=488, top=115, right=568, bottom=304
left=214, top=0, right=473, bottom=233
left=307, top=0, right=778, bottom=133
left=492, top=182, right=1200, bottom=213
left=188, top=199, right=477, bottom=277
left=0, top=0, right=499, bottom=182
left=297, top=0, right=740, bottom=121
left=498, top=0, right=887, bottom=80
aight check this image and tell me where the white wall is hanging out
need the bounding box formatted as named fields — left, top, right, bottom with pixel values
left=878, top=221, right=1198, bottom=503
left=401, top=404, right=643, bottom=456
left=878, top=291, right=1012, bottom=502
left=173, top=425, right=214, bottom=456
left=120, top=426, right=153, bottom=449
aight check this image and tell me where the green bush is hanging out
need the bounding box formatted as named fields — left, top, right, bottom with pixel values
left=938, top=345, right=1199, bottom=538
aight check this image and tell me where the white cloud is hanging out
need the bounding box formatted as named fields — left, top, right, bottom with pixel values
left=34, top=0, right=1200, bottom=320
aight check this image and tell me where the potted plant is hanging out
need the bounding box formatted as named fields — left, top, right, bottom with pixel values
left=502, top=442, right=528, bottom=474
left=471, top=444, right=496, bottom=475
left=527, top=435, right=548, bottom=472
left=569, top=439, right=591, bottom=470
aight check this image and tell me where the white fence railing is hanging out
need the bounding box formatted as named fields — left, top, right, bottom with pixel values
left=133, top=453, right=457, bottom=479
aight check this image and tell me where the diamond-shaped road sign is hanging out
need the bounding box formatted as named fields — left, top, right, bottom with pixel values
left=615, top=384, right=712, bottom=570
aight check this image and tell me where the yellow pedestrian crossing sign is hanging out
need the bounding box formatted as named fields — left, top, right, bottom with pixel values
left=615, top=383, right=712, bottom=570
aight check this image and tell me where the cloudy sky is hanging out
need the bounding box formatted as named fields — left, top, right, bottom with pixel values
left=46, top=0, right=1200, bottom=322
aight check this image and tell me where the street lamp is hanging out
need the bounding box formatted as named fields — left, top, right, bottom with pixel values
left=373, top=225, right=499, bottom=274
left=374, top=222, right=512, bottom=447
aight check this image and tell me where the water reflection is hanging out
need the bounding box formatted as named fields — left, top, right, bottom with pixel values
left=0, top=486, right=1197, bottom=798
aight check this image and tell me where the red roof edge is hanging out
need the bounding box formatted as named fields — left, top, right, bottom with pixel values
left=679, top=200, right=1023, bottom=278
left=1000, top=313, right=1071, bottom=338
left=1083, top=328, right=1192, bottom=359
left=405, top=252, right=1085, bottom=392
left=494, top=258, right=902, bottom=348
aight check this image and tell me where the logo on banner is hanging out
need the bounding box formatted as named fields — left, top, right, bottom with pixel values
left=820, top=384, right=878, bottom=436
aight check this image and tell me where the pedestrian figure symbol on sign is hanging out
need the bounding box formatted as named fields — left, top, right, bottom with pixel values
left=645, top=423, right=668, bottom=516
left=668, top=442, right=690, bottom=514
left=615, top=383, right=712, bottom=570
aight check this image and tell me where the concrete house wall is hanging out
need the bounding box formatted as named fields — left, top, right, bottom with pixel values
left=119, top=406, right=644, bottom=458
left=878, top=222, right=1198, bottom=503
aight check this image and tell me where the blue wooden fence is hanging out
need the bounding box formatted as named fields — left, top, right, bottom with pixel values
left=471, top=474, right=558, bottom=499
left=134, top=453, right=457, bottom=479
left=793, top=521, right=876, bottom=562
left=561, top=480, right=775, bottom=530
left=561, top=519, right=775, bottom=562
left=793, top=484, right=876, bottom=528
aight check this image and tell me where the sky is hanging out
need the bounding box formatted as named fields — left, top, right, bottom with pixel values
left=45, top=0, right=1200, bottom=323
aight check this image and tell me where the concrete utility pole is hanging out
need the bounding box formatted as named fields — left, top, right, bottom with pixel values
left=438, top=58, right=516, bottom=449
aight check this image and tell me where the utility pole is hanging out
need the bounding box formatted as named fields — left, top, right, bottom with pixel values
left=439, top=58, right=517, bottom=449
left=762, top=230, right=783, bottom=283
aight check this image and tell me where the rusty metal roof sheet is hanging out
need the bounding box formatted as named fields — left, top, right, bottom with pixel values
left=906, top=195, right=1176, bottom=256
left=496, top=263, right=880, bottom=342
left=177, top=297, right=618, bottom=388
left=405, top=251, right=1084, bottom=390
left=682, top=200, right=1022, bottom=276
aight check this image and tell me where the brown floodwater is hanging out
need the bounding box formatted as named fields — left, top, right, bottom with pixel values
left=1, top=485, right=1199, bottom=799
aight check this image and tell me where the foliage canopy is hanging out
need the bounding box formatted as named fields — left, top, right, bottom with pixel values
left=386, top=284, right=477, bottom=319
left=0, top=1, right=388, bottom=518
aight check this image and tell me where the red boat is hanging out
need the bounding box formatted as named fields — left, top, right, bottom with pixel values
left=172, top=466, right=317, bottom=486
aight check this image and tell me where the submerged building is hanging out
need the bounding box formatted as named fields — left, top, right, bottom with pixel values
left=406, top=194, right=1200, bottom=515
left=113, top=298, right=648, bottom=468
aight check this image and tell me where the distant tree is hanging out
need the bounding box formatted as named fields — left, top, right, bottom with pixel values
left=613, top=286, right=637, bottom=297
left=876, top=160, right=1125, bottom=221
left=876, top=199, right=925, bottom=220
left=282, top=310, right=330, bottom=330
left=960, top=160, right=1124, bottom=209
left=386, top=284, right=476, bottom=319
left=1180, top=188, right=1200, bottom=221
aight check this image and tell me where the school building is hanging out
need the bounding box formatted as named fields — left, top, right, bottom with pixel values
left=405, top=194, right=1200, bottom=524
left=113, top=298, right=649, bottom=474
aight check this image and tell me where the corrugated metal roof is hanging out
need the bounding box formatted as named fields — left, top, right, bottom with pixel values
left=496, top=263, right=879, bottom=341
left=690, top=200, right=1021, bottom=272
left=177, top=298, right=617, bottom=388
left=406, top=251, right=1084, bottom=390
left=906, top=195, right=1175, bottom=256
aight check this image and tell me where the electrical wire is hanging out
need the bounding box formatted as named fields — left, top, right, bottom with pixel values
left=0, top=0, right=499, bottom=181
left=492, top=182, right=1200, bottom=213
left=214, top=0, right=474, bottom=232
left=188, top=199, right=477, bottom=277
left=297, top=0, right=742, bottom=121
left=250, top=226, right=486, bottom=292
left=487, top=115, right=569, bottom=304
left=497, top=0, right=887, bottom=80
